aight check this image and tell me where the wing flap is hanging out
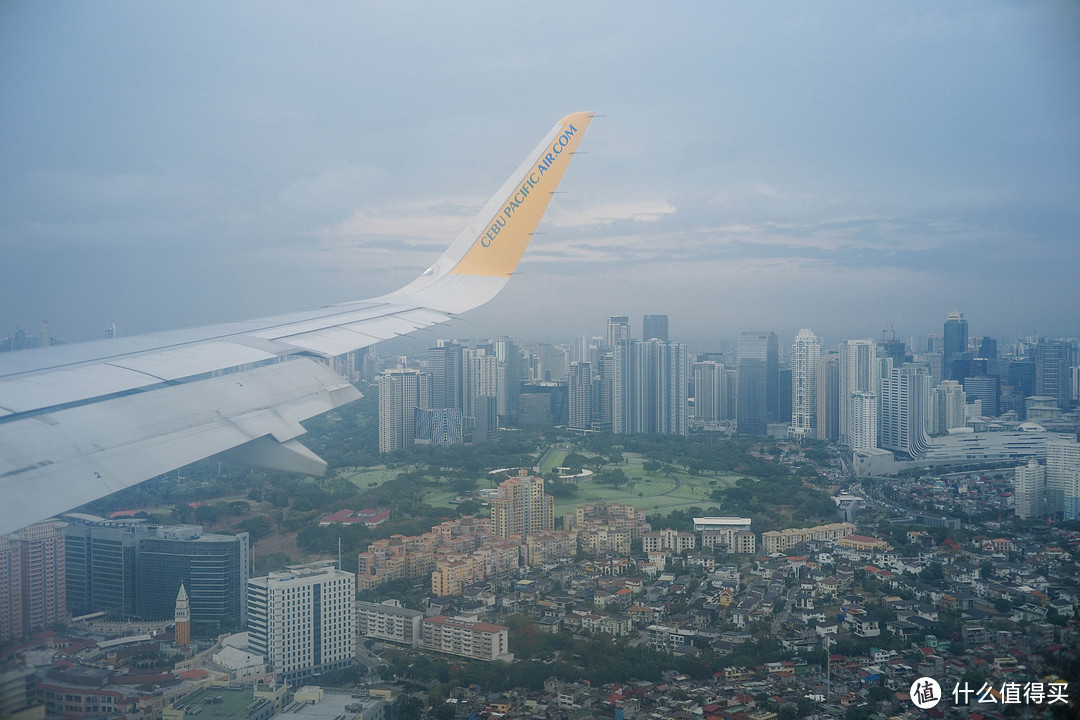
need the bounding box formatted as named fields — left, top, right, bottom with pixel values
left=0, top=359, right=360, bottom=534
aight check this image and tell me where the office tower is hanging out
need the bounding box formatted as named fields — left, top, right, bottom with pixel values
left=378, top=368, right=431, bottom=453
left=930, top=380, right=967, bottom=435
left=105, top=322, right=118, bottom=339
left=414, top=407, right=463, bottom=446
left=1013, top=460, right=1046, bottom=520
left=1047, top=437, right=1080, bottom=519
left=136, top=525, right=249, bottom=628
left=613, top=339, right=688, bottom=435
left=606, top=316, right=631, bottom=348
left=736, top=331, right=779, bottom=436
left=494, top=338, right=524, bottom=423
left=64, top=516, right=149, bottom=617
left=943, top=308, right=969, bottom=381
left=247, top=563, right=356, bottom=684
left=643, top=314, right=669, bottom=342
left=880, top=367, right=930, bottom=458
left=0, top=535, right=21, bottom=643
left=462, top=349, right=497, bottom=420
left=37, top=321, right=51, bottom=348
left=427, top=342, right=463, bottom=411
left=963, top=375, right=1000, bottom=417
left=1034, top=339, right=1071, bottom=409
left=879, top=337, right=906, bottom=369
left=722, top=366, right=738, bottom=422
left=693, top=361, right=725, bottom=425
left=838, top=339, right=880, bottom=451
left=490, top=470, right=554, bottom=538
left=174, top=585, right=191, bottom=647
left=518, top=382, right=568, bottom=427
left=568, top=361, right=593, bottom=430
left=790, top=329, right=820, bottom=440
left=473, top=396, right=498, bottom=444
left=14, top=520, right=66, bottom=634
left=816, top=352, right=840, bottom=442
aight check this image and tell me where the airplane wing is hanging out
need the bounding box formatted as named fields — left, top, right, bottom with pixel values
left=0, top=112, right=594, bottom=536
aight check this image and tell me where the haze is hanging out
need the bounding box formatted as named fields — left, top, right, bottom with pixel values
left=1, top=2, right=1077, bottom=349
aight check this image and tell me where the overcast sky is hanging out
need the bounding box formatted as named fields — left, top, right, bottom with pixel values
left=1, top=2, right=1077, bottom=353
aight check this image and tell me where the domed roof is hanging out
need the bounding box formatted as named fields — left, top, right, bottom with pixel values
left=1017, top=421, right=1045, bottom=432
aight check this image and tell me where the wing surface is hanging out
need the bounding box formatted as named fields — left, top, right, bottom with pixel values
left=0, top=112, right=594, bottom=535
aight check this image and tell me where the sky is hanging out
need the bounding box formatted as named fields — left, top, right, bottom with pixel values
left=1, top=2, right=1078, bottom=354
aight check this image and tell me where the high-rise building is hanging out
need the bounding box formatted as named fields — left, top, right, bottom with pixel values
left=930, top=380, right=967, bottom=435
left=963, top=375, right=1000, bottom=417
left=838, top=339, right=880, bottom=451
left=136, top=525, right=249, bottom=629
left=494, top=338, right=524, bottom=423
left=693, top=361, right=725, bottom=425
left=568, top=361, right=593, bottom=430
left=643, top=314, right=669, bottom=342
left=605, top=316, right=631, bottom=348
left=6, top=520, right=67, bottom=636
left=612, top=339, right=688, bottom=435
left=247, top=562, right=356, bottom=684
left=378, top=368, right=431, bottom=453
left=816, top=352, right=840, bottom=442
left=414, top=407, right=463, bottom=446
left=789, top=329, right=820, bottom=441
left=64, top=516, right=149, bottom=617
left=880, top=367, right=931, bottom=458
left=1013, top=460, right=1046, bottom=520
left=64, top=516, right=248, bottom=630
left=427, top=342, right=464, bottom=411
left=736, top=331, right=779, bottom=436
left=490, top=470, right=554, bottom=539
left=1034, top=339, right=1071, bottom=409
left=943, top=308, right=970, bottom=381
left=1047, top=437, right=1080, bottom=519
left=0, top=535, right=21, bottom=643
left=849, top=391, right=878, bottom=453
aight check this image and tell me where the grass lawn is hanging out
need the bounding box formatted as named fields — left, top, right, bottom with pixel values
left=551, top=452, right=742, bottom=517
left=537, top=448, right=569, bottom=475
left=339, top=466, right=401, bottom=490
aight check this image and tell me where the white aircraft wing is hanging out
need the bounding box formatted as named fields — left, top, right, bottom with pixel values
left=0, top=112, right=594, bottom=536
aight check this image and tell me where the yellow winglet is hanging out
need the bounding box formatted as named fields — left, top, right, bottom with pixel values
left=449, top=112, right=594, bottom=278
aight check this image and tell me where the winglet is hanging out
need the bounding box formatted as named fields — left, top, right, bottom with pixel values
left=381, top=113, right=593, bottom=309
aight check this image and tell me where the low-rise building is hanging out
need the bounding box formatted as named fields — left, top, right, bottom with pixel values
left=420, top=616, right=512, bottom=661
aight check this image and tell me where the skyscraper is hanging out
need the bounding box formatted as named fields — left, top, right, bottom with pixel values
left=378, top=368, right=431, bottom=453
left=816, top=352, right=840, bottom=442
left=736, top=331, right=779, bottom=436
left=1034, top=339, right=1071, bottom=409
left=612, top=339, right=688, bottom=435
left=943, top=308, right=970, bottom=381
left=490, top=470, right=554, bottom=539
left=643, top=314, right=669, bottom=342
left=789, top=329, right=820, bottom=441
left=605, top=316, right=631, bottom=348
left=880, top=367, right=931, bottom=458
left=568, top=361, right=593, bottom=430
left=693, top=361, right=725, bottom=425
left=427, top=341, right=463, bottom=411
left=839, top=339, right=880, bottom=451
left=247, top=562, right=356, bottom=684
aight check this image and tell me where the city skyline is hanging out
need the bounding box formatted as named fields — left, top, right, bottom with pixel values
left=1, top=3, right=1077, bottom=348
